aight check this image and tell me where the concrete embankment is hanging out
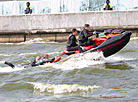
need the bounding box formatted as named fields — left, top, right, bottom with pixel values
left=0, top=10, right=138, bottom=43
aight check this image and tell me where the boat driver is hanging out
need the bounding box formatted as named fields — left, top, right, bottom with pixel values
left=79, top=24, right=96, bottom=47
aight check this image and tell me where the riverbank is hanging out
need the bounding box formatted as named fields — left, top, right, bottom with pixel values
left=0, top=26, right=138, bottom=43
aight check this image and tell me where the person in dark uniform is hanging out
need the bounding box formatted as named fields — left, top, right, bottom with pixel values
left=67, top=28, right=83, bottom=52
left=25, top=2, right=32, bottom=14
left=103, top=0, right=112, bottom=10
left=79, top=24, right=96, bottom=47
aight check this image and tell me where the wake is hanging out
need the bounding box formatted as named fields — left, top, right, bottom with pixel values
left=0, top=66, right=24, bottom=73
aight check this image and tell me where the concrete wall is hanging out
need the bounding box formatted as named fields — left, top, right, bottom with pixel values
left=0, top=10, right=138, bottom=31
left=0, top=10, right=138, bottom=43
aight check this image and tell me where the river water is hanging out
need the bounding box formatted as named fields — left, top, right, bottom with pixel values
left=0, top=37, right=138, bottom=102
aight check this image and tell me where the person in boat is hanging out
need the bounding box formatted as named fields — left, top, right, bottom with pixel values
left=79, top=24, right=96, bottom=47
left=103, top=0, right=112, bottom=10
left=67, top=28, right=84, bottom=52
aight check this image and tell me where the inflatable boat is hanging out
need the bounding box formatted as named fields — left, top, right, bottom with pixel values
left=57, top=29, right=132, bottom=62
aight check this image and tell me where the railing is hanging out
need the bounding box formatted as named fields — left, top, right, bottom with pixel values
left=0, top=0, right=138, bottom=15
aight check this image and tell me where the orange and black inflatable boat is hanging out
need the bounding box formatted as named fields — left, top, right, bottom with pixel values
left=62, top=29, right=132, bottom=58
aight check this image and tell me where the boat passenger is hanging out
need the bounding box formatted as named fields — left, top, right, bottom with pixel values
left=67, top=28, right=84, bottom=52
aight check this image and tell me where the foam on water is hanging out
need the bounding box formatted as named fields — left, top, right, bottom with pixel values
left=0, top=38, right=43, bottom=45
left=0, top=38, right=59, bottom=45
left=130, top=37, right=138, bottom=40
left=0, top=66, right=24, bottom=73
left=0, top=53, right=135, bottom=72
left=36, top=63, right=54, bottom=68
left=53, top=52, right=105, bottom=70
left=105, top=55, right=136, bottom=64
left=52, top=51, right=136, bottom=70
left=0, top=51, right=135, bottom=72
left=28, top=82, right=101, bottom=95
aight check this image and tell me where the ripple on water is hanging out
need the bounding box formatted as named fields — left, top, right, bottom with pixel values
left=0, top=37, right=137, bottom=101
left=27, top=82, right=102, bottom=96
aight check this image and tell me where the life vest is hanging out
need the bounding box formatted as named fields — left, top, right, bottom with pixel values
left=25, top=6, right=32, bottom=14
left=67, top=34, right=73, bottom=47
left=103, top=3, right=112, bottom=10
left=78, top=29, right=86, bottom=42
left=25, top=6, right=32, bottom=10
left=53, top=56, right=61, bottom=63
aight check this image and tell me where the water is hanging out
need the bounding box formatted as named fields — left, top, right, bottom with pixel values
left=0, top=38, right=138, bottom=102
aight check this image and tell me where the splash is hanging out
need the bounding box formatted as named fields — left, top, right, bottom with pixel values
left=53, top=51, right=137, bottom=70
left=0, top=66, right=24, bottom=73
left=0, top=38, right=59, bottom=45
left=17, top=38, right=46, bottom=45
left=53, top=52, right=105, bottom=70
left=28, top=82, right=101, bottom=96
left=105, top=55, right=136, bottom=64
left=0, top=38, right=44, bottom=45
left=130, top=37, right=138, bottom=40
left=36, top=63, right=54, bottom=68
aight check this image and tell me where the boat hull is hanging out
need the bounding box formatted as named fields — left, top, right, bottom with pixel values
left=88, top=31, right=132, bottom=57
